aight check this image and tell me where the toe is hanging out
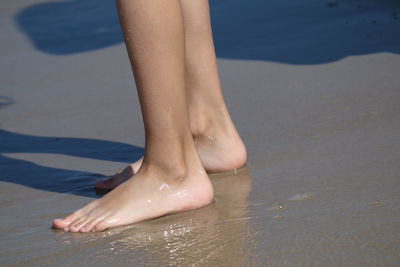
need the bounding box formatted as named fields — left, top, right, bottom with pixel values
left=52, top=218, right=69, bottom=229
left=68, top=217, right=87, bottom=232
left=52, top=211, right=81, bottom=229
left=80, top=216, right=104, bottom=232
left=92, top=218, right=111, bottom=232
left=70, top=217, right=91, bottom=232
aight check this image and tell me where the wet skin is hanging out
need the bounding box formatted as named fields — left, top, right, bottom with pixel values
left=52, top=0, right=246, bottom=232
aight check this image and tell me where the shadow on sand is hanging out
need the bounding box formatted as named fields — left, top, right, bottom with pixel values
left=15, top=0, right=400, bottom=64
left=14, top=0, right=400, bottom=64
left=0, top=129, right=144, bottom=197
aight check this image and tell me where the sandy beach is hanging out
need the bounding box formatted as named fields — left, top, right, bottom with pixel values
left=1, top=0, right=400, bottom=265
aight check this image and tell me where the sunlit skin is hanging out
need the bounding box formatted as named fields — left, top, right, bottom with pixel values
left=95, top=0, right=247, bottom=191
left=53, top=0, right=246, bottom=232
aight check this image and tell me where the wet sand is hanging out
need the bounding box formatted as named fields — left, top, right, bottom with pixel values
left=1, top=0, right=400, bottom=266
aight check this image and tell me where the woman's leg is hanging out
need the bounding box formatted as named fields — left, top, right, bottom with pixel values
left=96, top=0, right=247, bottom=190
left=53, top=0, right=213, bottom=232
left=181, top=0, right=247, bottom=171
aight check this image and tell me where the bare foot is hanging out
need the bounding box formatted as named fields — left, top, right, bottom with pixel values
left=96, top=113, right=247, bottom=190
left=193, top=120, right=247, bottom=173
left=53, top=163, right=213, bottom=232
left=95, top=158, right=143, bottom=190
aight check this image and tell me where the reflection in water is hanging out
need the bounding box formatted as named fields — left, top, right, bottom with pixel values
left=59, top=168, right=254, bottom=265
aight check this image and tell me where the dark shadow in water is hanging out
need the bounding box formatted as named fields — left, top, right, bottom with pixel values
left=0, top=129, right=144, bottom=197
left=14, top=0, right=400, bottom=64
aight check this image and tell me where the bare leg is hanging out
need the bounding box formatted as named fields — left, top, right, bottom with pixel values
left=182, top=0, right=247, bottom=171
left=96, top=0, right=247, bottom=190
left=53, top=0, right=213, bottom=232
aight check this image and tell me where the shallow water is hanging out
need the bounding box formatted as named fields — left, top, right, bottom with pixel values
left=1, top=164, right=400, bottom=266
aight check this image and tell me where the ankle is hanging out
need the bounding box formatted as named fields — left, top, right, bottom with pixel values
left=140, top=140, right=204, bottom=183
left=189, top=109, right=212, bottom=138
left=140, top=159, right=188, bottom=183
left=189, top=106, right=234, bottom=139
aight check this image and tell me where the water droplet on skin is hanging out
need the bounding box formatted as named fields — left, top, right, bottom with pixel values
left=159, top=183, right=169, bottom=191
left=146, top=199, right=156, bottom=206
left=174, top=190, right=189, bottom=199
left=106, top=218, right=121, bottom=224
left=208, top=136, right=215, bottom=141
